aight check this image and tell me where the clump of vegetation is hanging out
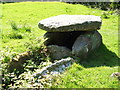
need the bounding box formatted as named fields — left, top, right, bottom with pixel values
left=101, top=12, right=109, bottom=19
left=10, top=21, right=31, bottom=32
left=1, top=49, right=18, bottom=89
left=68, top=2, right=119, bottom=11
left=8, top=32, right=23, bottom=39
left=1, top=48, right=17, bottom=63
left=24, top=37, right=50, bottom=65
left=67, top=2, right=119, bottom=15
left=4, top=21, right=32, bottom=39
left=1, top=37, right=51, bottom=89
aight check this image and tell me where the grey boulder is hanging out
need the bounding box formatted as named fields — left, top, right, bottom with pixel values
left=72, top=31, right=102, bottom=58
left=90, top=31, right=102, bottom=50
left=47, top=45, right=72, bottom=60
left=38, top=15, right=102, bottom=32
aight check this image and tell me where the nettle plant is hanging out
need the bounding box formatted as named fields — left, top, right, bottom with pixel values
left=10, top=21, right=31, bottom=32
left=7, top=21, right=31, bottom=39
left=24, top=36, right=50, bottom=65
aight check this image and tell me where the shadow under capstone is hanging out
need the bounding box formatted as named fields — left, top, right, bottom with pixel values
left=44, top=31, right=85, bottom=50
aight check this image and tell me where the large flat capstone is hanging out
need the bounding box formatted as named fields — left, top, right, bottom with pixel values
left=38, top=15, right=102, bottom=32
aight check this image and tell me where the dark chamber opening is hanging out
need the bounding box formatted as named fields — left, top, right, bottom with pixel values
left=44, top=31, right=85, bottom=50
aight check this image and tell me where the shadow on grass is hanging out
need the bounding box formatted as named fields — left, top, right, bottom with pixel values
left=80, top=43, right=119, bottom=68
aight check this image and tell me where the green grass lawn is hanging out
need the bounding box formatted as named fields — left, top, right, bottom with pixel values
left=1, top=2, right=119, bottom=88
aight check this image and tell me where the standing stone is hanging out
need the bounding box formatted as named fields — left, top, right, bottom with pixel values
left=38, top=15, right=102, bottom=32
left=72, top=31, right=102, bottom=58
left=72, top=33, right=92, bottom=58
left=90, top=31, right=102, bottom=50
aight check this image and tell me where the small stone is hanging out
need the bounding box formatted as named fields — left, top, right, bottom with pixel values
left=50, top=71, right=59, bottom=75
left=62, top=65, right=66, bottom=69
left=111, top=72, right=120, bottom=80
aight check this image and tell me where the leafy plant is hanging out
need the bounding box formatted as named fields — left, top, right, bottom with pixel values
left=10, top=21, right=31, bottom=32
left=101, top=12, right=109, bottom=19
left=7, top=21, right=32, bottom=40
left=11, top=22, right=18, bottom=30
left=1, top=49, right=17, bottom=63
left=22, top=24, right=31, bottom=32
left=1, top=37, right=51, bottom=89
left=8, top=32, right=23, bottom=39
left=1, top=50, right=18, bottom=89
left=24, top=36, right=49, bottom=63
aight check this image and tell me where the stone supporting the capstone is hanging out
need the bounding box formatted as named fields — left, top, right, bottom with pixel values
left=72, top=31, right=102, bottom=58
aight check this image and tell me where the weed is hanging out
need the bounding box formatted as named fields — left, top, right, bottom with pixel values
left=24, top=36, right=49, bottom=62
left=1, top=37, right=50, bottom=89
left=8, top=32, right=23, bottom=39
left=101, top=12, right=109, bottom=19
left=10, top=21, right=31, bottom=32
left=10, top=22, right=18, bottom=30
left=7, top=21, right=32, bottom=39
left=22, top=24, right=31, bottom=32
left=1, top=49, right=17, bottom=63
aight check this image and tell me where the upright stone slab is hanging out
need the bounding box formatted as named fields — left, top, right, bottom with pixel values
left=38, top=15, right=102, bottom=32
left=72, top=31, right=102, bottom=58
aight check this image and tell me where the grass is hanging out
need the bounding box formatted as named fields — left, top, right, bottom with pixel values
left=1, top=2, right=119, bottom=88
left=50, top=44, right=119, bottom=88
left=1, top=2, right=104, bottom=52
left=51, top=63, right=118, bottom=88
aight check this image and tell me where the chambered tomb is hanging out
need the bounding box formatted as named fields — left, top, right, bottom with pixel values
left=38, top=15, right=102, bottom=60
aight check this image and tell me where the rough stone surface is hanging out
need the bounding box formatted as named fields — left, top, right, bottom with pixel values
left=72, top=31, right=102, bottom=58
left=33, top=57, right=74, bottom=78
left=90, top=31, right=102, bottom=50
left=38, top=15, right=102, bottom=32
left=47, top=45, right=72, bottom=60
left=72, top=33, right=92, bottom=58
left=44, top=31, right=84, bottom=49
